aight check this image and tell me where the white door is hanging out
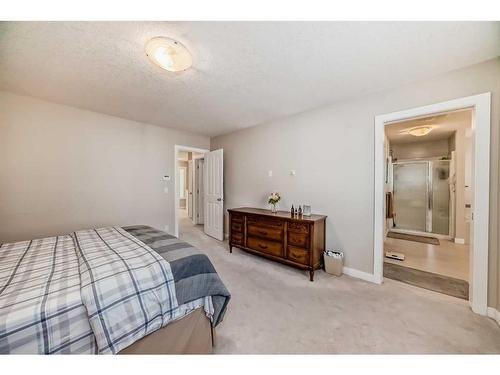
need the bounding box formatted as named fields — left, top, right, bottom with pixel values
left=187, top=160, right=194, bottom=219
left=204, top=149, right=224, bottom=240
left=194, top=158, right=205, bottom=225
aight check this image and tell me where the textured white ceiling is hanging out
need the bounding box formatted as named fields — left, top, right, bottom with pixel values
left=0, top=22, right=498, bottom=137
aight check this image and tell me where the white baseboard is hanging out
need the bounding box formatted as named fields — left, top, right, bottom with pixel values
left=343, top=267, right=380, bottom=284
left=454, top=238, right=465, bottom=244
left=487, top=307, right=500, bottom=327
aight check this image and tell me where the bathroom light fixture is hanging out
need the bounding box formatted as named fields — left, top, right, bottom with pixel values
left=407, top=126, right=433, bottom=137
left=145, top=37, right=192, bottom=72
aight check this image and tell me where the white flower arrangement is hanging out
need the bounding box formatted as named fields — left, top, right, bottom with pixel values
left=268, top=192, right=281, bottom=205
left=268, top=192, right=281, bottom=213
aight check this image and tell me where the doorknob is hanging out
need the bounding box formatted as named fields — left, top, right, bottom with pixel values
left=217, top=198, right=223, bottom=201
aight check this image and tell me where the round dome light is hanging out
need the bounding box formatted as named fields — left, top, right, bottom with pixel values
left=407, top=126, right=433, bottom=137
left=145, top=37, right=192, bottom=72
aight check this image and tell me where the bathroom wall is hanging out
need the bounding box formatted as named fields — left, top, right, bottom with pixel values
left=391, top=139, right=450, bottom=160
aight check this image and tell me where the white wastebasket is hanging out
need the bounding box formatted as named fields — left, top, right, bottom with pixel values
left=324, top=251, right=343, bottom=276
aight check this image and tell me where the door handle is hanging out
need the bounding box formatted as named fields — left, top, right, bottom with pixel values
left=258, top=244, right=268, bottom=249
left=217, top=198, right=223, bottom=201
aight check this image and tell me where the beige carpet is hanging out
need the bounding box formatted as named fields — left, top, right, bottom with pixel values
left=178, top=217, right=500, bottom=354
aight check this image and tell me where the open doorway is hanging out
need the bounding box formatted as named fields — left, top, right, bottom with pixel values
left=174, top=145, right=209, bottom=239
left=374, top=93, right=491, bottom=316
left=177, top=149, right=206, bottom=236
left=174, top=146, right=225, bottom=242
left=383, top=109, right=472, bottom=299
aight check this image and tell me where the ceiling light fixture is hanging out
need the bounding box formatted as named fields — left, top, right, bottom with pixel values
left=407, top=126, right=433, bottom=137
left=145, top=37, right=192, bottom=72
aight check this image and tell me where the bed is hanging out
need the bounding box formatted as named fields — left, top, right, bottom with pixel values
left=0, top=225, right=230, bottom=354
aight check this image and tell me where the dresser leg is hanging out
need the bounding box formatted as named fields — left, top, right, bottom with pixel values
left=229, top=245, right=232, bottom=253
left=309, top=270, right=314, bottom=282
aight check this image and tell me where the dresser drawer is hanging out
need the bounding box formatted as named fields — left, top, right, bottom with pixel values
left=287, top=246, right=309, bottom=265
left=231, top=220, right=243, bottom=233
left=247, top=224, right=282, bottom=241
left=231, top=232, right=243, bottom=245
left=288, top=232, right=309, bottom=248
left=288, top=222, right=310, bottom=234
left=247, top=236, right=283, bottom=257
left=247, top=216, right=283, bottom=229
left=231, top=213, right=244, bottom=222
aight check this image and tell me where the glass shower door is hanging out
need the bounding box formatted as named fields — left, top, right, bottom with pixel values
left=393, top=162, right=429, bottom=232
left=431, top=161, right=450, bottom=235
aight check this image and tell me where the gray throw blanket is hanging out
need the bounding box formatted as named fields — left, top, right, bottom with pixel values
left=123, top=225, right=230, bottom=326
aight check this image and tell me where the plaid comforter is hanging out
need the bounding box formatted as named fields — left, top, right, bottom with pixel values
left=123, top=226, right=231, bottom=326
left=0, top=226, right=229, bottom=354
left=0, top=234, right=96, bottom=354
left=73, top=227, right=178, bottom=354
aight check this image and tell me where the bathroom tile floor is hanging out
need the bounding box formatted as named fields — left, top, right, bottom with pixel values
left=384, top=237, right=469, bottom=281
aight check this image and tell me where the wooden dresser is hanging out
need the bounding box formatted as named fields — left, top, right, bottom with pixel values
left=227, top=207, right=327, bottom=281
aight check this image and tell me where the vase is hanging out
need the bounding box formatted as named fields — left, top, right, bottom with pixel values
left=271, top=204, right=278, bottom=213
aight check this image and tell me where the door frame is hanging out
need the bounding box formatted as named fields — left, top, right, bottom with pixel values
left=174, top=145, right=209, bottom=238
left=374, top=93, right=491, bottom=315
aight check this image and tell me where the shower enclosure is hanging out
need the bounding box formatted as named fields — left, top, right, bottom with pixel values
left=391, top=160, right=451, bottom=236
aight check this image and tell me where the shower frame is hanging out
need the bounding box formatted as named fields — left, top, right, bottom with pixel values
left=390, top=158, right=452, bottom=239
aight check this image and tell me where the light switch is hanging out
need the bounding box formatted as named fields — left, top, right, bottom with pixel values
left=268, top=170, right=273, bottom=177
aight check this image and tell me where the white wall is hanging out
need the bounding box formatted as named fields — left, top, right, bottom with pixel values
left=391, top=139, right=450, bottom=160
left=211, top=58, right=500, bottom=309
left=0, top=91, right=209, bottom=242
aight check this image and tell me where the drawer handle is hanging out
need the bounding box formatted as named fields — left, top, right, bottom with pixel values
left=258, top=244, right=268, bottom=249
left=258, top=230, right=268, bottom=236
